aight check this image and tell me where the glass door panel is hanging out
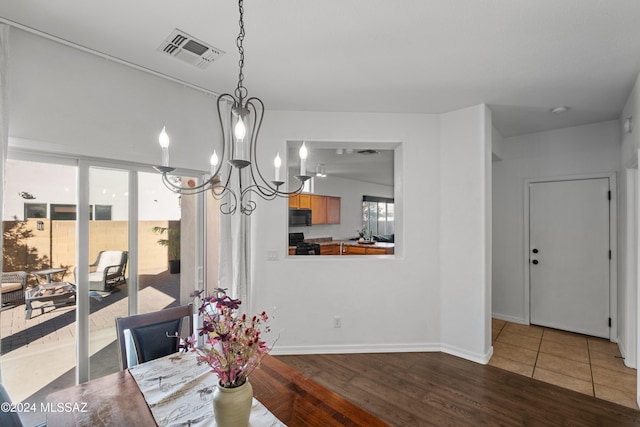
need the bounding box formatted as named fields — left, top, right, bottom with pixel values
left=1, top=158, right=77, bottom=426
left=137, top=171, right=182, bottom=313
left=88, top=167, right=129, bottom=380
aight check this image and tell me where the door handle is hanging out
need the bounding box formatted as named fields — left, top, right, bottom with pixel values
left=532, top=248, right=539, bottom=254
left=532, top=259, right=539, bottom=265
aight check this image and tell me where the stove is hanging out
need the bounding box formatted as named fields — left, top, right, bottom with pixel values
left=289, top=232, right=321, bottom=255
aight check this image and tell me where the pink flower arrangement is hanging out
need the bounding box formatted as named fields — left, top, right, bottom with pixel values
left=188, top=288, right=271, bottom=388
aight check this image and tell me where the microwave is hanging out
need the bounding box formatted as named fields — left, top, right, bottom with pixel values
left=289, top=208, right=312, bottom=226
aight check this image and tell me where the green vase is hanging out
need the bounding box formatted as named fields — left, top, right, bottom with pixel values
left=212, top=380, right=253, bottom=427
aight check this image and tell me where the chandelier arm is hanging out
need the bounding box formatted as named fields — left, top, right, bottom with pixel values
left=213, top=94, right=235, bottom=178
left=213, top=184, right=238, bottom=215
left=245, top=97, right=292, bottom=198
left=220, top=200, right=238, bottom=215
left=241, top=184, right=279, bottom=201
left=240, top=199, right=256, bottom=215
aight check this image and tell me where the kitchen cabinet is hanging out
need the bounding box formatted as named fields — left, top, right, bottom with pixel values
left=320, top=244, right=338, bottom=255
left=311, top=196, right=327, bottom=225
left=289, top=242, right=394, bottom=256
left=288, top=194, right=340, bottom=225
left=366, top=247, right=390, bottom=255
left=343, top=245, right=367, bottom=255
left=341, top=243, right=394, bottom=255
left=289, top=194, right=311, bottom=209
left=310, top=195, right=341, bottom=225
left=326, top=196, right=341, bottom=224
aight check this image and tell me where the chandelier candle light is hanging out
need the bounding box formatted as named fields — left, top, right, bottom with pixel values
left=155, top=0, right=311, bottom=215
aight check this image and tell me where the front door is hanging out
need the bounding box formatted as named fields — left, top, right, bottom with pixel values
left=529, top=178, right=610, bottom=338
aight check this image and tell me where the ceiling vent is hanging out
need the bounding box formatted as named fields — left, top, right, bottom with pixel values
left=157, top=29, right=224, bottom=69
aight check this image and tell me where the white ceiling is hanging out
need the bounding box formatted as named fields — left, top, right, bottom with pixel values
left=287, top=143, right=395, bottom=187
left=2, top=0, right=640, bottom=139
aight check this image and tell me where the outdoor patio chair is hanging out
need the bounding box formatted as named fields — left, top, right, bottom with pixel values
left=75, top=250, right=128, bottom=292
left=1, top=271, right=28, bottom=308
left=115, top=304, right=193, bottom=370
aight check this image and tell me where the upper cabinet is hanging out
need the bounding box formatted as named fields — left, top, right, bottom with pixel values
left=288, top=194, right=311, bottom=209
left=326, top=196, right=340, bottom=224
left=289, top=194, right=340, bottom=225
left=311, top=195, right=327, bottom=224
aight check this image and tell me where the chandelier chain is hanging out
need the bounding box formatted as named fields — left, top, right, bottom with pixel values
left=235, top=0, right=247, bottom=101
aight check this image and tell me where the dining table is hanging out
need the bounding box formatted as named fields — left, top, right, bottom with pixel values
left=45, top=353, right=388, bottom=426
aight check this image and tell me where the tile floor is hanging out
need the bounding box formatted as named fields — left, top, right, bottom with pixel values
left=490, top=319, right=638, bottom=410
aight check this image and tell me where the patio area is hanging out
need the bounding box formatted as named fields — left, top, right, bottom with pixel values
left=0, top=269, right=181, bottom=413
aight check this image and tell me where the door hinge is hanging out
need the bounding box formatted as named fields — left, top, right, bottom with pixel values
left=608, top=190, right=611, bottom=200
left=609, top=250, right=612, bottom=259
left=608, top=317, right=612, bottom=327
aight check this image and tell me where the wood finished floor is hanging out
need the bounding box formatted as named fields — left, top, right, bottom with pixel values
left=276, top=352, right=640, bottom=426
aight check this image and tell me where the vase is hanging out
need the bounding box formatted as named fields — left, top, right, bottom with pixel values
left=213, top=380, right=253, bottom=427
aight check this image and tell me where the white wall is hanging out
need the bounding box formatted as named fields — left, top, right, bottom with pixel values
left=492, top=120, right=622, bottom=324
left=439, top=105, right=492, bottom=362
left=8, top=29, right=217, bottom=171
left=250, top=110, right=443, bottom=353
left=492, top=126, right=504, bottom=161
left=620, top=72, right=640, bottom=379
left=6, top=28, right=492, bottom=362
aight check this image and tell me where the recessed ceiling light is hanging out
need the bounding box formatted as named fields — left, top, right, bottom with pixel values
left=550, top=106, right=570, bottom=114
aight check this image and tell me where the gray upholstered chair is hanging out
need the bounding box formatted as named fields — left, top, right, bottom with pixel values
left=115, top=304, right=193, bottom=369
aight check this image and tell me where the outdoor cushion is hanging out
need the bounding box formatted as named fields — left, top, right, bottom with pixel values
left=1, top=283, right=23, bottom=293
left=96, top=251, right=124, bottom=272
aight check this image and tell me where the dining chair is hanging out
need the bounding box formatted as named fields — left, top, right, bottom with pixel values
left=115, top=304, right=193, bottom=370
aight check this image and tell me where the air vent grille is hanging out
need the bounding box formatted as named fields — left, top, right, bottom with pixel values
left=357, top=149, right=381, bottom=155
left=157, top=29, right=224, bottom=69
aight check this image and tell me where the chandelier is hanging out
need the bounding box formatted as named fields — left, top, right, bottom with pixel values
left=155, top=0, right=310, bottom=215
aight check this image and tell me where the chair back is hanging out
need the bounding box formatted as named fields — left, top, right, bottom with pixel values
left=115, top=304, right=193, bottom=370
left=96, top=250, right=126, bottom=273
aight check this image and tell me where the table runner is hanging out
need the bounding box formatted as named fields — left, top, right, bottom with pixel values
left=129, top=351, right=286, bottom=427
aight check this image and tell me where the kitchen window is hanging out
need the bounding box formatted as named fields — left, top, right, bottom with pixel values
left=362, top=195, right=394, bottom=237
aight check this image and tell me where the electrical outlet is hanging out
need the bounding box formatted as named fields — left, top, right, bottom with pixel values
left=333, top=315, right=342, bottom=328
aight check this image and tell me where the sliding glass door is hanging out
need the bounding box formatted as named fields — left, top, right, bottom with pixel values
left=1, top=154, right=209, bottom=425
left=1, top=157, right=78, bottom=426
left=87, top=166, right=129, bottom=380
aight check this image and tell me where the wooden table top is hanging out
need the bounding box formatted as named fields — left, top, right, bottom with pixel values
left=46, top=354, right=388, bottom=427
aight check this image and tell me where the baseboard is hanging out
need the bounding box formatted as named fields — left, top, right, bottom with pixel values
left=618, top=341, right=637, bottom=369
left=270, top=342, right=441, bottom=356
left=491, top=313, right=527, bottom=325
left=271, top=342, right=494, bottom=365
left=441, top=343, right=493, bottom=365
